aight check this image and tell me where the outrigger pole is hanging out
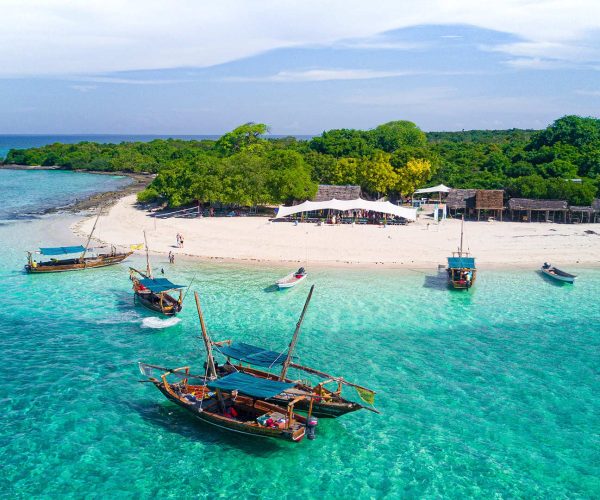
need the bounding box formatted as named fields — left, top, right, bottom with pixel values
left=194, top=292, right=217, bottom=380
left=279, top=284, right=314, bottom=381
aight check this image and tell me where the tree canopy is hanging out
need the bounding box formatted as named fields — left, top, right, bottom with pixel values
left=3, top=115, right=600, bottom=207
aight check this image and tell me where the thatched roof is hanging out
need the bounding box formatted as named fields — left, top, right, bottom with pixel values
left=475, top=190, right=504, bottom=210
left=446, top=189, right=476, bottom=209
left=313, top=184, right=362, bottom=201
left=508, top=198, right=568, bottom=210
left=569, top=206, right=594, bottom=213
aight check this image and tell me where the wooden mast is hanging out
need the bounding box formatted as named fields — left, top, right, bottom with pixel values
left=194, top=292, right=217, bottom=379
left=81, top=208, right=102, bottom=262
left=279, top=285, right=314, bottom=381
left=143, top=230, right=152, bottom=278
left=459, top=214, right=464, bottom=256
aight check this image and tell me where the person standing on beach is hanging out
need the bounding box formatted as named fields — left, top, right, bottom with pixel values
left=179, top=234, right=184, bottom=248
left=176, top=233, right=181, bottom=248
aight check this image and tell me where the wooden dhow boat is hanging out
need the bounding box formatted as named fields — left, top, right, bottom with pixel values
left=447, top=216, right=476, bottom=290
left=138, top=292, right=317, bottom=442
left=211, top=286, right=378, bottom=418
left=276, top=267, right=307, bottom=289
left=129, top=232, right=184, bottom=316
left=139, top=363, right=312, bottom=442
left=25, top=211, right=131, bottom=273
left=541, top=263, right=577, bottom=283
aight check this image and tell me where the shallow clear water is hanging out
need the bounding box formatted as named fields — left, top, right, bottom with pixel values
left=0, top=169, right=130, bottom=222
left=0, top=172, right=598, bottom=498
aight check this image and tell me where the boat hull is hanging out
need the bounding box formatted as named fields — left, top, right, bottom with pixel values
left=154, top=383, right=306, bottom=442
left=25, top=252, right=132, bottom=273
left=276, top=274, right=307, bottom=289
left=223, top=365, right=362, bottom=418
left=134, top=291, right=182, bottom=316
left=541, top=268, right=576, bottom=283
left=447, top=268, right=477, bottom=290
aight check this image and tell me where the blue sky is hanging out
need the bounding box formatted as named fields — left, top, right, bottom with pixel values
left=1, top=1, right=599, bottom=134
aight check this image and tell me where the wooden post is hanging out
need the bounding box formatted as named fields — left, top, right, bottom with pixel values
left=195, top=292, right=217, bottom=379
left=279, top=285, right=315, bottom=381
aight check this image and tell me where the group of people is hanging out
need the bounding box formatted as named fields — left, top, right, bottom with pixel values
left=176, top=233, right=184, bottom=248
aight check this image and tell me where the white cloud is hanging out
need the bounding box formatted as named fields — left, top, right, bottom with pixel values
left=224, top=68, right=489, bottom=83
left=70, top=84, right=97, bottom=92
left=1, top=0, right=599, bottom=76
left=225, top=69, right=416, bottom=82
left=503, top=58, right=570, bottom=70
left=71, top=76, right=188, bottom=85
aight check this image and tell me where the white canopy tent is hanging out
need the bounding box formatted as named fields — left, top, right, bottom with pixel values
left=276, top=198, right=417, bottom=221
left=414, top=184, right=451, bottom=195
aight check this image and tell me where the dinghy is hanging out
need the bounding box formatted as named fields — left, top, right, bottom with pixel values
left=276, top=267, right=307, bottom=289
left=541, top=263, right=576, bottom=283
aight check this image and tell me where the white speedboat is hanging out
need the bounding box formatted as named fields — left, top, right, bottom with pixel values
left=541, top=263, right=576, bottom=283
left=276, top=267, right=307, bottom=289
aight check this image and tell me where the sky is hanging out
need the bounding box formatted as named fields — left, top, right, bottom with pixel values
left=1, top=0, right=599, bottom=134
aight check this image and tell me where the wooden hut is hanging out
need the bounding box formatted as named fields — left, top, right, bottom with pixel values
left=446, top=189, right=476, bottom=217
left=508, top=198, right=568, bottom=222
left=475, top=190, right=504, bottom=221
left=313, top=184, right=362, bottom=202
left=569, top=206, right=596, bottom=223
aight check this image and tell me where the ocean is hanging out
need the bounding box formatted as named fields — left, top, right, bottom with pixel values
left=0, top=167, right=598, bottom=498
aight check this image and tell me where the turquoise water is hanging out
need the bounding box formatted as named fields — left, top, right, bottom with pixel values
left=0, top=172, right=599, bottom=498
left=0, top=169, right=130, bottom=222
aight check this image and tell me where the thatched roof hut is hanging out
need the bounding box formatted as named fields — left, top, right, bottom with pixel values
left=508, top=198, right=568, bottom=211
left=446, top=189, right=476, bottom=209
left=475, top=190, right=504, bottom=210
left=313, top=184, right=362, bottom=202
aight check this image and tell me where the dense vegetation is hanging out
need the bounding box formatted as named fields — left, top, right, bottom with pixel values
left=4, top=116, right=600, bottom=206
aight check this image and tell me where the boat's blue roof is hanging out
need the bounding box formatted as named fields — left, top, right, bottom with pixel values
left=207, top=372, right=295, bottom=399
left=139, top=277, right=185, bottom=293
left=39, top=245, right=85, bottom=256
left=447, top=256, right=476, bottom=268
left=219, top=342, right=287, bottom=367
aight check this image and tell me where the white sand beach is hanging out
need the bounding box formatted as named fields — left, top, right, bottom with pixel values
left=76, top=194, right=600, bottom=269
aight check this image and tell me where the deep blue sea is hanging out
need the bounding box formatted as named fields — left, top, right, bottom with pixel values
left=0, top=168, right=598, bottom=497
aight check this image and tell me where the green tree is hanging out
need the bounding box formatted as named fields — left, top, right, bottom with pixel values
left=370, top=120, right=427, bottom=152
left=394, top=158, right=433, bottom=195
left=215, top=123, right=268, bottom=156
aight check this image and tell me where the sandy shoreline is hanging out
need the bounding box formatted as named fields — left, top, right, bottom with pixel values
left=75, top=194, right=600, bottom=269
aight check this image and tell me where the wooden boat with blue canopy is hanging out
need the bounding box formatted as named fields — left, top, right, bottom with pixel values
left=446, top=216, right=477, bottom=290
left=139, top=291, right=317, bottom=442
left=25, top=210, right=131, bottom=273
left=210, top=286, right=379, bottom=418
left=130, top=269, right=184, bottom=316
left=129, top=231, right=184, bottom=316
left=139, top=363, right=312, bottom=442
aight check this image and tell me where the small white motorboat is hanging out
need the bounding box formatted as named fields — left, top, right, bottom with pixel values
left=276, top=267, right=307, bottom=289
left=541, top=263, right=576, bottom=283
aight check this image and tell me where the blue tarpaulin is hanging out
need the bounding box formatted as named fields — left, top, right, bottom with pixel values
left=207, top=372, right=295, bottom=399
left=139, top=278, right=185, bottom=293
left=219, top=342, right=287, bottom=367
left=447, top=256, right=476, bottom=268
left=39, top=245, right=86, bottom=256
